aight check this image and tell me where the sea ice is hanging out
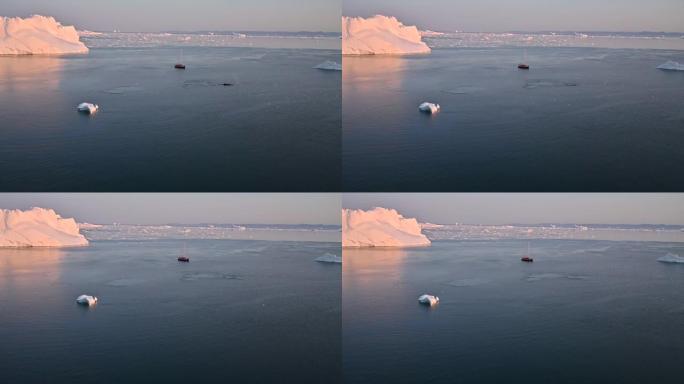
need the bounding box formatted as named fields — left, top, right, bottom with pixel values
left=419, top=102, right=440, bottom=114
left=77, top=103, right=99, bottom=114
left=657, top=253, right=684, bottom=264
left=342, top=207, right=431, bottom=248
left=314, top=61, right=342, bottom=71
left=0, top=207, right=89, bottom=247
left=0, top=15, right=89, bottom=55
left=342, top=15, right=431, bottom=55
left=657, top=61, right=684, bottom=71
left=418, top=294, right=439, bottom=306
left=315, top=253, right=342, bottom=263
left=76, top=295, right=98, bottom=306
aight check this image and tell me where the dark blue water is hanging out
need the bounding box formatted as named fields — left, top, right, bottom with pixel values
left=343, top=240, right=684, bottom=383
left=343, top=47, right=684, bottom=191
left=0, top=239, right=341, bottom=383
left=0, top=47, right=341, bottom=191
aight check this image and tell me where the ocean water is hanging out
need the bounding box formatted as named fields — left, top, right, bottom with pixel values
left=343, top=47, right=684, bottom=191
left=0, top=239, right=341, bottom=383
left=0, top=46, right=340, bottom=191
left=343, top=240, right=684, bottom=384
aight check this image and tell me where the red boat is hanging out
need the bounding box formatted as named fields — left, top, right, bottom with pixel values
left=174, top=63, right=186, bottom=69
left=178, top=243, right=190, bottom=262
left=521, top=242, right=534, bottom=262
left=518, top=64, right=530, bottom=70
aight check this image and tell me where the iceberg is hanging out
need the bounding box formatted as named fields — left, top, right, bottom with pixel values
left=657, top=61, right=684, bottom=71
left=76, top=295, right=98, bottom=306
left=314, top=61, right=342, bottom=71
left=0, top=207, right=89, bottom=247
left=342, top=207, right=431, bottom=248
left=419, top=102, right=440, bottom=114
left=657, top=253, right=684, bottom=264
left=77, top=103, right=99, bottom=114
left=418, top=294, right=439, bottom=306
left=0, top=15, right=89, bottom=55
left=315, top=253, right=342, bottom=264
left=342, top=15, right=431, bottom=55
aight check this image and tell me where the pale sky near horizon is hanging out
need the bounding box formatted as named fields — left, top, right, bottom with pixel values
left=1, top=0, right=340, bottom=32
left=344, top=0, right=684, bottom=32
left=0, top=194, right=340, bottom=225
left=343, top=194, right=684, bottom=225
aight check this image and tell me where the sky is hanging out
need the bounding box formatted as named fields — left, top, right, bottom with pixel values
left=343, top=194, right=684, bottom=225
left=0, top=194, right=340, bottom=225
left=344, top=0, right=684, bottom=32
left=1, top=0, right=340, bottom=32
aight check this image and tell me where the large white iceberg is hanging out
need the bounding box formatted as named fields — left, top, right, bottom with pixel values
left=342, top=15, right=431, bottom=55
left=0, top=207, right=89, bottom=247
left=342, top=207, right=431, bottom=248
left=0, top=15, right=89, bottom=55
left=657, top=61, right=684, bottom=71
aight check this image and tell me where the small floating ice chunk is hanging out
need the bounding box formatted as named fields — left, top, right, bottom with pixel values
left=419, top=102, right=440, bottom=114
left=657, top=61, right=684, bottom=71
left=76, top=295, right=98, bottom=306
left=314, top=61, right=342, bottom=71
left=77, top=103, right=99, bottom=114
left=418, top=294, right=439, bottom=306
left=315, top=253, right=342, bottom=264
left=657, top=253, right=684, bottom=264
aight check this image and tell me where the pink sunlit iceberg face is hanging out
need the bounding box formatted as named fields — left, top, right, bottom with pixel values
left=342, top=15, right=431, bottom=55
left=0, top=207, right=89, bottom=248
left=0, top=15, right=89, bottom=55
left=342, top=207, right=431, bottom=248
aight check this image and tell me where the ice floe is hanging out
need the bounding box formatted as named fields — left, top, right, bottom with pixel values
left=342, top=15, right=431, bottom=55
left=314, top=61, right=342, bottom=71
left=657, top=253, right=684, bottom=264
left=657, top=61, right=684, bottom=71
left=418, top=294, right=439, bottom=306
left=77, top=103, right=99, bottom=114
left=0, top=15, right=89, bottom=55
left=315, top=253, right=342, bottom=264
left=342, top=207, right=431, bottom=248
left=419, top=102, right=440, bottom=114
left=0, top=207, right=89, bottom=248
left=76, top=295, right=98, bottom=306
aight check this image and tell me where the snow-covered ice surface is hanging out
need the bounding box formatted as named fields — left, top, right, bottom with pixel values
left=315, top=253, right=342, bottom=264
left=657, top=253, right=684, bottom=264
left=423, top=224, right=684, bottom=243
left=342, top=15, right=431, bottom=55
left=314, top=61, right=342, bottom=71
left=422, top=31, right=684, bottom=50
left=0, top=15, right=88, bottom=55
left=419, top=102, right=440, bottom=114
left=657, top=61, right=684, bottom=71
left=342, top=207, right=431, bottom=248
left=418, top=294, right=439, bottom=306
left=82, top=223, right=340, bottom=243
left=0, top=208, right=89, bottom=247
left=75, top=295, right=98, bottom=306
left=79, top=30, right=340, bottom=50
